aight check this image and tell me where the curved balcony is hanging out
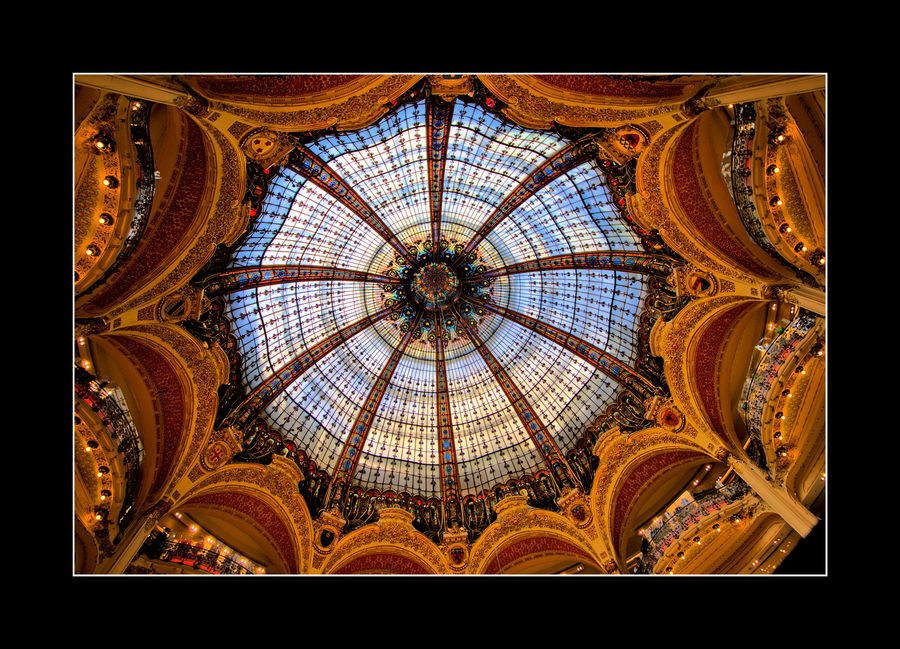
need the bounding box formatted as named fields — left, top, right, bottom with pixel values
left=142, top=535, right=260, bottom=575
left=74, top=365, right=144, bottom=535
left=76, top=98, right=157, bottom=299
left=730, top=103, right=819, bottom=287
left=740, top=308, right=820, bottom=463
left=635, top=480, right=752, bottom=574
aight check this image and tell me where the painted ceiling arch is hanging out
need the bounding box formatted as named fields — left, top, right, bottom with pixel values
left=665, top=114, right=787, bottom=281
left=179, top=488, right=301, bottom=573
left=92, top=332, right=191, bottom=501
left=479, top=531, right=603, bottom=574
left=78, top=110, right=217, bottom=316
left=683, top=300, right=767, bottom=449
left=321, top=508, right=446, bottom=575
left=609, top=448, right=710, bottom=562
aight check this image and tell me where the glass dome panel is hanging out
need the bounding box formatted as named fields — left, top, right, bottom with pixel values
left=219, top=93, right=658, bottom=503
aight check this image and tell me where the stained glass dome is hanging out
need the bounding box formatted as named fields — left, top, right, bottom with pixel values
left=206, top=89, right=668, bottom=522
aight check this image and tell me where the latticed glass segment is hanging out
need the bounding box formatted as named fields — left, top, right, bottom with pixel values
left=222, top=94, right=650, bottom=500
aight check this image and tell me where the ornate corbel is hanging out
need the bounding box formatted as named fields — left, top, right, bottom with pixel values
left=313, top=508, right=347, bottom=556
left=671, top=264, right=718, bottom=299
left=441, top=525, right=470, bottom=572
left=644, top=396, right=687, bottom=433
left=198, top=426, right=243, bottom=473
left=427, top=74, right=476, bottom=102
left=594, top=124, right=651, bottom=165
left=556, top=487, right=594, bottom=529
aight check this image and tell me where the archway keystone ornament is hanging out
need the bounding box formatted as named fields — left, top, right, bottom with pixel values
left=442, top=526, right=470, bottom=572
left=198, top=426, right=243, bottom=472
left=556, top=488, right=593, bottom=529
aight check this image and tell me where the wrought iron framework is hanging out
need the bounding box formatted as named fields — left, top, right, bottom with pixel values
left=203, top=82, right=677, bottom=532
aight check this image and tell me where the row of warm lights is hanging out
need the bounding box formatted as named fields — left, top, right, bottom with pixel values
left=764, top=140, right=825, bottom=268
left=655, top=506, right=745, bottom=574
left=171, top=512, right=266, bottom=573
left=691, top=464, right=714, bottom=487
left=83, top=171, right=120, bottom=259
left=88, top=436, right=111, bottom=520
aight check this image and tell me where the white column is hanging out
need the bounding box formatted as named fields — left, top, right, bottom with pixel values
left=729, top=457, right=819, bottom=537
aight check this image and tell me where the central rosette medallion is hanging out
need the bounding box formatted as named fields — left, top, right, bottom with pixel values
left=410, top=262, right=460, bottom=310
left=378, top=239, right=497, bottom=347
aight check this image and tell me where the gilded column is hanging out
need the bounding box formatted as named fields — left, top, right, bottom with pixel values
left=726, top=455, right=819, bottom=537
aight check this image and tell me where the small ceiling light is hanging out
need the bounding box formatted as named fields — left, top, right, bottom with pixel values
left=712, top=523, right=720, bottom=531
left=779, top=223, right=792, bottom=233
left=766, top=164, right=780, bottom=175
left=693, top=536, right=702, bottom=545
left=98, top=213, right=114, bottom=226
left=87, top=440, right=99, bottom=449
left=85, top=244, right=101, bottom=256
left=770, top=196, right=783, bottom=207
left=794, top=242, right=807, bottom=252
left=103, top=176, right=118, bottom=188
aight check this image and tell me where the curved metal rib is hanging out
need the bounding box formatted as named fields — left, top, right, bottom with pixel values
left=289, top=145, right=415, bottom=264
left=427, top=97, right=453, bottom=257
left=202, top=264, right=398, bottom=296
left=223, top=302, right=405, bottom=430
left=329, top=310, right=424, bottom=495
left=451, top=304, right=578, bottom=491
left=467, top=297, right=660, bottom=399
left=477, top=251, right=676, bottom=280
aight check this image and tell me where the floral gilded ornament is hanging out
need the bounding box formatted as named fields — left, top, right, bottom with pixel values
left=380, top=238, right=495, bottom=344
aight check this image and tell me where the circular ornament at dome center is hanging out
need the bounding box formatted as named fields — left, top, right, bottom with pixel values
left=410, top=262, right=460, bottom=310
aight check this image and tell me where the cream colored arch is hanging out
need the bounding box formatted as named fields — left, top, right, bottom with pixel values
left=468, top=496, right=606, bottom=575
left=650, top=293, right=771, bottom=453
left=83, top=101, right=250, bottom=325
left=85, top=322, right=228, bottom=510
left=319, top=508, right=446, bottom=575
left=589, top=426, right=714, bottom=572
left=176, top=456, right=315, bottom=574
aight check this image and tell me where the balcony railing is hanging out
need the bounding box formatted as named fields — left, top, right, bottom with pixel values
left=730, top=103, right=818, bottom=288
left=153, top=539, right=258, bottom=575
left=74, top=366, right=144, bottom=533
left=635, top=480, right=752, bottom=574
left=740, top=309, right=818, bottom=449
left=77, top=99, right=157, bottom=298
